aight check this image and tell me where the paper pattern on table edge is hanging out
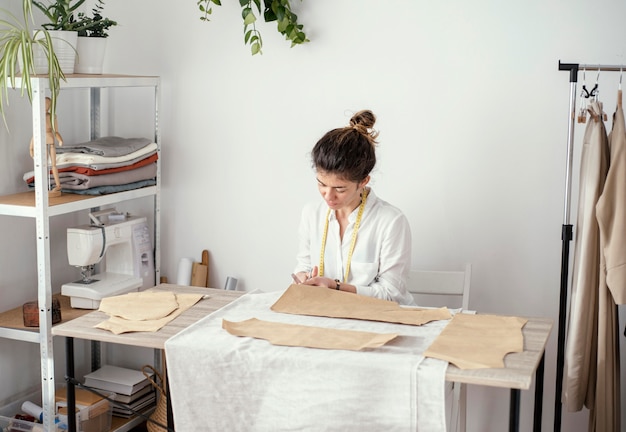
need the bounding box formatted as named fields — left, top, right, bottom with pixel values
left=424, top=313, right=528, bottom=369
left=271, top=284, right=452, bottom=325
left=223, top=317, right=399, bottom=351
left=95, top=292, right=205, bottom=334
left=98, top=291, right=180, bottom=321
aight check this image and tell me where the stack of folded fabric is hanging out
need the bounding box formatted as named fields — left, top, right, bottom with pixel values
left=23, top=136, right=158, bottom=195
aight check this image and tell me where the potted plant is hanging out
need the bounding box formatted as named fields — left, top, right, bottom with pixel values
left=74, top=0, right=116, bottom=37
left=0, top=0, right=64, bottom=128
left=31, top=0, right=86, bottom=31
left=31, top=0, right=88, bottom=73
left=197, top=0, right=308, bottom=55
left=72, top=0, right=117, bottom=74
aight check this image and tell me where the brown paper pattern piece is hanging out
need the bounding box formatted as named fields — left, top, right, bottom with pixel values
left=96, top=292, right=204, bottom=334
left=223, top=318, right=399, bottom=351
left=271, top=284, right=451, bottom=325
left=424, top=313, right=528, bottom=369
left=99, top=291, right=179, bottom=320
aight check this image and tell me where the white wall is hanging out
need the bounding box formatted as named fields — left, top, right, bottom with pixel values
left=1, top=0, right=626, bottom=430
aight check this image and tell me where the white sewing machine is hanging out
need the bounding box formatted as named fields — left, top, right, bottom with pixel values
left=61, top=209, right=155, bottom=309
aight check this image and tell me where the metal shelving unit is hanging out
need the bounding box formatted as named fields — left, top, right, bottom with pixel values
left=0, top=74, right=161, bottom=431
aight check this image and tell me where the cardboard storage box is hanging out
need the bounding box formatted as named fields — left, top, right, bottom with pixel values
left=55, top=387, right=113, bottom=432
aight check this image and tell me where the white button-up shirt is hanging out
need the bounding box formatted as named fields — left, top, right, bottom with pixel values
left=295, top=188, right=415, bottom=305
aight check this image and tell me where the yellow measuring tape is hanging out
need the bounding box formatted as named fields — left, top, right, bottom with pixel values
left=318, top=189, right=368, bottom=283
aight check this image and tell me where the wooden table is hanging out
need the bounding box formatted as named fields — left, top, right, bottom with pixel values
left=53, top=286, right=551, bottom=432
left=51, top=284, right=244, bottom=432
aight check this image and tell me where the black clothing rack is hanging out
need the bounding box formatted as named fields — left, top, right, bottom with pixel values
left=555, top=61, right=624, bottom=432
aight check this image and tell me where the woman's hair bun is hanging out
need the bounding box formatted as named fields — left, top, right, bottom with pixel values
left=349, top=110, right=379, bottom=143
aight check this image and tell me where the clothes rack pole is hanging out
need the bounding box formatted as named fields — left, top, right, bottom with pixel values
left=555, top=60, right=578, bottom=432
left=555, top=60, right=625, bottom=432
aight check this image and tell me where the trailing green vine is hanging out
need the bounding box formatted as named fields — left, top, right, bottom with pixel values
left=197, top=0, right=308, bottom=55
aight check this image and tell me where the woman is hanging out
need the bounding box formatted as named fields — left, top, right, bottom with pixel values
left=293, top=109, right=415, bottom=305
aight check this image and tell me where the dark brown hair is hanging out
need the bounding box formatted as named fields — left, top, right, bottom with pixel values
left=311, top=110, right=379, bottom=183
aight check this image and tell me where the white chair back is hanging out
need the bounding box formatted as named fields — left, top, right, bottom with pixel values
left=407, top=264, right=471, bottom=311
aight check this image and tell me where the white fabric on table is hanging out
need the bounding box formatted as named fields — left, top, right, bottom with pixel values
left=165, top=289, right=448, bottom=432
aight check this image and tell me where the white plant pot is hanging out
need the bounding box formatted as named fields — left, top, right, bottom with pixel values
left=34, top=30, right=78, bottom=75
left=74, top=37, right=107, bottom=74
left=17, top=43, right=50, bottom=76
left=30, top=43, right=51, bottom=75
left=52, top=30, right=78, bottom=74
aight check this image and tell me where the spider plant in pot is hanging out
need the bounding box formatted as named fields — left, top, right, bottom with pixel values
left=0, top=0, right=64, bottom=129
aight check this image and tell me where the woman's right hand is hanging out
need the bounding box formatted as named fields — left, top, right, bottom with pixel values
left=295, top=266, right=318, bottom=284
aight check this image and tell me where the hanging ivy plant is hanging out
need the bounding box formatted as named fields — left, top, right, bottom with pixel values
left=197, top=0, right=309, bottom=55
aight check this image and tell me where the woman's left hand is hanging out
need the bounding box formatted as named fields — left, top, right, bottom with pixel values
left=302, top=276, right=335, bottom=289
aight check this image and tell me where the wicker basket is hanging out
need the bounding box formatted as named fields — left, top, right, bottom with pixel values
left=142, top=365, right=168, bottom=432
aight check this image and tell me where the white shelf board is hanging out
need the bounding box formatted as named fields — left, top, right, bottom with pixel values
left=0, top=327, right=40, bottom=343
left=6, top=74, right=159, bottom=91
left=0, top=186, right=157, bottom=218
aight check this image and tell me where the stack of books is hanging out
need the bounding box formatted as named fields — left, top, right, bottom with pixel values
left=83, top=365, right=156, bottom=418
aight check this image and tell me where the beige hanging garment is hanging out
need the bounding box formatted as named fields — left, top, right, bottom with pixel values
left=563, top=101, right=609, bottom=412
left=591, top=89, right=624, bottom=432
left=597, top=90, right=626, bottom=304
